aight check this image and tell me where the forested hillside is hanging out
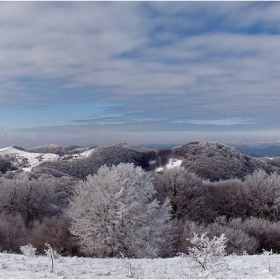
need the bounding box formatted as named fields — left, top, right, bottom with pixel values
left=0, top=140, right=280, bottom=259
left=0, top=141, right=278, bottom=181
left=34, top=143, right=157, bottom=179
left=172, top=141, right=278, bottom=181
left=34, top=141, right=280, bottom=181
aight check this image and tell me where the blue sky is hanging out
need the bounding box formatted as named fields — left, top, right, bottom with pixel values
left=1, top=1, right=280, bottom=148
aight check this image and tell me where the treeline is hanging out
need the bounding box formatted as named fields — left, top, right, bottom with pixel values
left=28, top=144, right=90, bottom=156
left=1, top=161, right=280, bottom=258
left=0, top=172, right=77, bottom=254
left=35, top=143, right=157, bottom=179
left=1, top=141, right=279, bottom=182
left=154, top=168, right=280, bottom=255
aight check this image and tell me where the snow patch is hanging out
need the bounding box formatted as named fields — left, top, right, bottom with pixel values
left=166, top=158, right=182, bottom=168
left=60, top=149, right=95, bottom=161
left=156, top=158, right=182, bottom=172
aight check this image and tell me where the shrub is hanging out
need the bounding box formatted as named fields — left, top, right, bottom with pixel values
left=174, top=219, right=206, bottom=254
left=0, top=212, right=28, bottom=252
left=176, top=217, right=258, bottom=255
left=187, top=232, right=227, bottom=271
left=232, top=217, right=280, bottom=253
left=20, top=243, right=36, bottom=257
left=206, top=217, right=258, bottom=255
left=29, top=215, right=77, bottom=256
left=240, top=170, right=280, bottom=221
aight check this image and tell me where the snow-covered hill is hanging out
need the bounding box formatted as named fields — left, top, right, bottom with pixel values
left=0, top=141, right=279, bottom=181
left=0, top=146, right=95, bottom=172
left=0, top=252, right=280, bottom=278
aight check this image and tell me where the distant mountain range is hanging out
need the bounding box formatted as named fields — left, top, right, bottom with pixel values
left=226, top=141, right=280, bottom=157
left=0, top=141, right=279, bottom=182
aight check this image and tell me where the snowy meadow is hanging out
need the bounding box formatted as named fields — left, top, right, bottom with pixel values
left=1, top=252, right=280, bottom=279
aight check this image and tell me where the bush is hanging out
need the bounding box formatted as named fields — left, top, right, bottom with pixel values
left=187, top=232, right=227, bottom=271
left=0, top=213, right=28, bottom=252
left=29, top=215, right=77, bottom=256
left=232, top=217, right=280, bottom=254
left=240, top=170, right=280, bottom=221
left=206, top=217, right=258, bottom=255
left=20, top=243, right=37, bottom=257
left=174, top=219, right=206, bottom=254
left=175, top=217, right=258, bottom=255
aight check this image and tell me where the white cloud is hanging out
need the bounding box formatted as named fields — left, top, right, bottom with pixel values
left=1, top=2, right=280, bottom=146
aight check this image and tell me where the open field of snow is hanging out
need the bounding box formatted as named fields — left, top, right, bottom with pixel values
left=1, top=252, right=280, bottom=278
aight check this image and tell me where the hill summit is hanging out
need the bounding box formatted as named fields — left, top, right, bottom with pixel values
left=171, top=141, right=278, bottom=181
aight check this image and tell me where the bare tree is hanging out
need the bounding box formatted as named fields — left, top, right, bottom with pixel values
left=153, top=167, right=209, bottom=222
left=0, top=212, right=28, bottom=252
left=0, top=173, right=69, bottom=225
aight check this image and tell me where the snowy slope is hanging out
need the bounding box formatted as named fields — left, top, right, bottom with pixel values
left=0, top=253, right=280, bottom=278
left=0, top=146, right=95, bottom=172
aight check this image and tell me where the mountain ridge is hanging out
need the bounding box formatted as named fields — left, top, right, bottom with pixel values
left=0, top=141, right=279, bottom=181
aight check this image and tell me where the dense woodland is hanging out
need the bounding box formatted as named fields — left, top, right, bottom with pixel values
left=0, top=141, right=280, bottom=258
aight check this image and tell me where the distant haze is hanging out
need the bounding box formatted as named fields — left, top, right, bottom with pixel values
left=1, top=2, right=280, bottom=148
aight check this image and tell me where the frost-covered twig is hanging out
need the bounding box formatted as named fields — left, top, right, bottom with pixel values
left=45, top=243, right=57, bottom=272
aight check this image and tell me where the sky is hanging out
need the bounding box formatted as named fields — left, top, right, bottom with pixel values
left=1, top=1, right=280, bottom=148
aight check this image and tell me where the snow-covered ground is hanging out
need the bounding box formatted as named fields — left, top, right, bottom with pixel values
left=0, top=252, right=280, bottom=278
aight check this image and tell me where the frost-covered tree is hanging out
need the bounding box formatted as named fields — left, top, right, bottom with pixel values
left=241, top=170, right=280, bottom=221
left=67, top=163, right=173, bottom=258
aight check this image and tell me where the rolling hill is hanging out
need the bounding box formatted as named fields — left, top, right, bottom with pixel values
left=0, top=141, right=278, bottom=181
